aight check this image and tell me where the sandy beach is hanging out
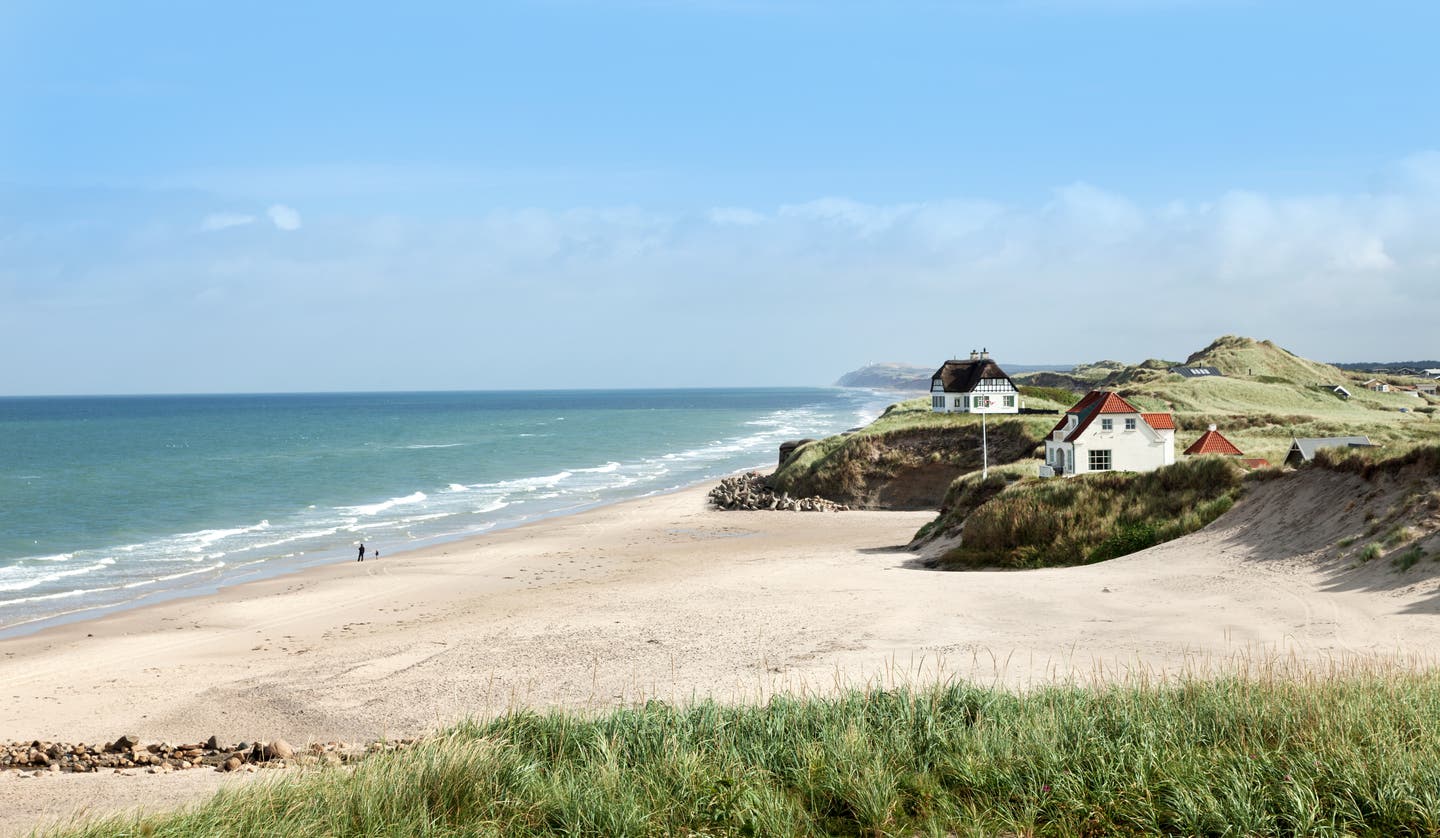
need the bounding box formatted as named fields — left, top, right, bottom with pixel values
left=4, top=475, right=1439, bottom=835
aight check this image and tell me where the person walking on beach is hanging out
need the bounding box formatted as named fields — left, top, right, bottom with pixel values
left=357, top=543, right=365, bottom=562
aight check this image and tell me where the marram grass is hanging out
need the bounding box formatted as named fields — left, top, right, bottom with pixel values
left=53, top=666, right=1440, bottom=837
left=930, top=457, right=1245, bottom=569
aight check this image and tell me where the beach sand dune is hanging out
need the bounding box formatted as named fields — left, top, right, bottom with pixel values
left=2, top=477, right=1438, bottom=835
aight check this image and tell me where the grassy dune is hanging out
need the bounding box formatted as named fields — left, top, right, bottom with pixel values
left=1016, top=336, right=1438, bottom=465
left=57, top=666, right=1440, bottom=837
left=1090, top=339, right=1435, bottom=465
left=768, top=397, right=1069, bottom=505
left=922, top=458, right=1246, bottom=569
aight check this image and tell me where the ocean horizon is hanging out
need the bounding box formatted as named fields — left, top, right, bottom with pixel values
left=0, top=387, right=894, bottom=636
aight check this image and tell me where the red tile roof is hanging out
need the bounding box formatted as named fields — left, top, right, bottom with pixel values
left=1141, top=413, right=1176, bottom=430
left=1240, top=458, right=1271, bottom=469
left=1050, top=391, right=1171, bottom=443
left=1184, top=429, right=1244, bottom=456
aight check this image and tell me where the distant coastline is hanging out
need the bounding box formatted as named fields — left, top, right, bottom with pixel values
left=834, top=361, right=1075, bottom=391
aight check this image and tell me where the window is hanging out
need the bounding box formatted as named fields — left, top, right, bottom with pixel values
left=932, top=396, right=946, bottom=410
left=1101, top=418, right=1113, bottom=431
left=958, top=396, right=968, bottom=409
left=1089, top=449, right=1112, bottom=471
left=1125, top=418, right=1137, bottom=430
left=1003, top=395, right=1015, bottom=407
left=975, top=395, right=991, bottom=409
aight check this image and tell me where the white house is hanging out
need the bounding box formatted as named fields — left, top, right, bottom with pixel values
left=929, top=350, right=1021, bottom=415
left=1040, top=391, right=1176, bottom=477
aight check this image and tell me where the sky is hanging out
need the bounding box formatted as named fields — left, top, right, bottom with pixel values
left=2, top=0, right=1438, bottom=394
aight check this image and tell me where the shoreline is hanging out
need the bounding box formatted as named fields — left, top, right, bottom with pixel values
left=0, top=386, right=896, bottom=644
left=0, top=461, right=786, bottom=643
left=3, top=476, right=1440, bottom=835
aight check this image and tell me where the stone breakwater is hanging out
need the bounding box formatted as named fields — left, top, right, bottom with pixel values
left=708, top=472, right=849, bottom=512
left=1, top=734, right=415, bottom=776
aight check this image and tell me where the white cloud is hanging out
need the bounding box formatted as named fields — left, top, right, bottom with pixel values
left=8, top=150, right=1440, bottom=393
left=267, top=204, right=302, bottom=231
left=707, top=206, right=766, bottom=226
left=200, top=213, right=256, bottom=232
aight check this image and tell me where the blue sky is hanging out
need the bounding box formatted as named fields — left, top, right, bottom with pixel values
left=2, top=1, right=1438, bottom=394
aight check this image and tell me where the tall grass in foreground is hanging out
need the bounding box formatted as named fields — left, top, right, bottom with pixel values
left=57, top=668, right=1440, bottom=837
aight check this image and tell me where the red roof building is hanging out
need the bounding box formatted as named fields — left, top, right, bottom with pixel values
left=1042, top=390, right=1176, bottom=477
left=1184, top=426, right=1244, bottom=456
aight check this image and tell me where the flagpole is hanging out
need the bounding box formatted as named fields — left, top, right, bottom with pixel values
left=982, top=411, right=989, bottom=480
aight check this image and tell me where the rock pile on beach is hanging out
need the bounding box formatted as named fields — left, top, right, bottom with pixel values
left=709, top=472, right=849, bottom=512
left=0, top=735, right=415, bottom=776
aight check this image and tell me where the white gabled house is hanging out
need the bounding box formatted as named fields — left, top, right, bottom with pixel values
left=929, top=350, right=1021, bottom=415
left=1040, top=390, right=1176, bottom=477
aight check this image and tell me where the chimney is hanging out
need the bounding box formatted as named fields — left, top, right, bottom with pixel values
left=981, top=347, right=990, bottom=359
left=969, top=349, right=979, bottom=360
left=1208, top=424, right=1217, bottom=432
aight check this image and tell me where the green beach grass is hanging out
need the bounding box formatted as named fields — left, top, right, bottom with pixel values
left=54, top=664, right=1440, bottom=837
left=768, top=397, right=1069, bottom=503
left=925, top=457, right=1245, bottom=569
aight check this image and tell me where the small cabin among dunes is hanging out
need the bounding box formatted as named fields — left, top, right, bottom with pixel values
left=1284, top=436, right=1376, bottom=467
left=1184, top=426, right=1244, bottom=457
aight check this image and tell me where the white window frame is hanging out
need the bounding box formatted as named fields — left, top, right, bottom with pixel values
left=1124, top=418, right=1137, bottom=431
left=1089, top=449, right=1112, bottom=471
left=1003, top=395, right=1015, bottom=408
left=1101, top=418, right=1113, bottom=431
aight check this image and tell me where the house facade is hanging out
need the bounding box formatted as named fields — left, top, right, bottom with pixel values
left=929, top=350, right=1021, bottom=415
left=1041, top=391, right=1175, bottom=477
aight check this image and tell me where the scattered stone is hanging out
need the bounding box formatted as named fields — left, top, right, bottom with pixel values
left=263, top=739, right=294, bottom=761
left=1, top=736, right=421, bottom=776
left=708, top=472, right=849, bottom=513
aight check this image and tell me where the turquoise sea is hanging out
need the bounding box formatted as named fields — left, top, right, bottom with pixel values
left=0, top=388, right=891, bottom=634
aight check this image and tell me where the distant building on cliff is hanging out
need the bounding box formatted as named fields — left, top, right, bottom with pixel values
left=929, top=350, right=1021, bottom=415
left=1040, top=391, right=1175, bottom=477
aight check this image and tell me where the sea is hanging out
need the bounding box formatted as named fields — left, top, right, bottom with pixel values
left=0, top=387, right=893, bottom=635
